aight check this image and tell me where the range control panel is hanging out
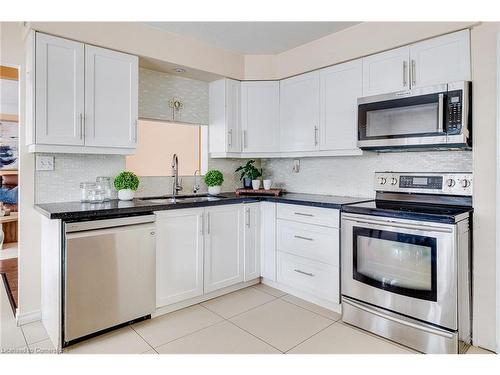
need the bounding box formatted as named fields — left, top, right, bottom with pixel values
left=374, top=172, right=473, bottom=196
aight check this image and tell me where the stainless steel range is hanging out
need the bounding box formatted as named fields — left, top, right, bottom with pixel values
left=341, top=172, right=473, bottom=354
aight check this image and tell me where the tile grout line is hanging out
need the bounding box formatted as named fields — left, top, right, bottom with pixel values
left=200, top=295, right=279, bottom=321
left=19, top=325, right=31, bottom=354
left=278, top=294, right=342, bottom=323
left=283, top=320, right=338, bottom=354
left=224, top=319, right=285, bottom=354
left=129, top=324, right=159, bottom=353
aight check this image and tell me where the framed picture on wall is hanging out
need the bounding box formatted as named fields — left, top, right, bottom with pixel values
left=0, top=121, right=18, bottom=170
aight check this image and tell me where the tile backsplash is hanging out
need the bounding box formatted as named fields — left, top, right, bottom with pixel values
left=261, top=151, right=473, bottom=198
left=35, top=154, right=258, bottom=203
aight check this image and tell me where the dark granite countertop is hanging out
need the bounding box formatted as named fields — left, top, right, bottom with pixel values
left=34, top=192, right=372, bottom=221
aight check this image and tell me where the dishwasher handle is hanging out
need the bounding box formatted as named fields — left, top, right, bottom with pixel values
left=65, top=222, right=156, bottom=240
left=65, top=214, right=156, bottom=233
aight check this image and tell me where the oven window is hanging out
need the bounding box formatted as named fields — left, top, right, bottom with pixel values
left=353, top=227, right=437, bottom=301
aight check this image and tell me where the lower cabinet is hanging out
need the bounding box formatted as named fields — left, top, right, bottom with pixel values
left=243, top=203, right=261, bottom=281
left=204, top=205, right=244, bottom=293
left=155, top=208, right=204, bottom=307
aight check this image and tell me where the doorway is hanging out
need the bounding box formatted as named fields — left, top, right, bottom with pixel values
left=0, top=64, right=20, bottom=314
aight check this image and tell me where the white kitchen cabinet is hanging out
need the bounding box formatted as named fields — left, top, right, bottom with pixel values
left=279, top=71, right=320, bottom=152
left=84, top=45, right=138, bottom=148
left=155, top=209, right=204, bottom=308
left=362, top=46, right=410, bottom=97
left=319, top=59, right=362, bottom=151
left=362, top=30, right=470, bottom=97
left=34, top=33, right=85, bottom=146
left=241, top=81, right=280, bottom=153
left=243, top=203, right=261, bottom=281
left=409, top=30, right=470, bottom=88
left=209, top=78, right=242, bottom=155
left=204, top=205, right=244, bottom=293
left=260, top=202, right=277, bottom=281
left=27, top=31, right=138, bottom=154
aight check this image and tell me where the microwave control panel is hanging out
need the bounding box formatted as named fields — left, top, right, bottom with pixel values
left=446, top=90, right=463, bottom=135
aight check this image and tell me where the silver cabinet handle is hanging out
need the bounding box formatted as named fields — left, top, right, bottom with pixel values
left=437, top=93, right=444, bottom=133
left=294, top=212, right=314, bottom=217
left=133, top=119, right=138, bottom=142
left=294, top=269, right=314, bottom=277
left=411, top=59, right=416, bottom=87
left=228, top=129, right=233, bottom=148
left=245, top=208, right=250, bottom=228
left=200, top=214, right=204, bottom=235
left=314, top=126, right=319, bottom=146
left=207, top=212, right=211, bottom=234
left=243, top=130, right=247, bottom=149
left=294, top=235, right=313, bottom=241
left=79, top=113, right=84, bottom=139
left=403, top=61, right=407, bottom=87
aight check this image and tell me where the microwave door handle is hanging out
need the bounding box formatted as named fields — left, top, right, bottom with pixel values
left=437, top=93, right=444, bottom=133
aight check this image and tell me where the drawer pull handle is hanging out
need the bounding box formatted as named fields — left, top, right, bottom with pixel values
left=294, top=212, right=314, bottom=217
left=294, top=269, right=314, bottom=277
left=294, top=235, right=314, bottom=241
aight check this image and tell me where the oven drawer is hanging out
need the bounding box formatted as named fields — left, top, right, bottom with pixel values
left=277, top=251, right=339, bottom=304
left=277, top=219, right=339, bottom=266
left=277, top=204, right=339, bottom=228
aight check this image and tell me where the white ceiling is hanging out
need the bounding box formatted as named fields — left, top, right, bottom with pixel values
left=145, top=22, right=360, bottom=54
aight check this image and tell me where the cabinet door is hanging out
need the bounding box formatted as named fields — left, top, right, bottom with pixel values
left=260, top=202, right=277, bottom=281
left=35, top=33, right=84, bottom=145
left=243, top=203, right=261, bottom=281
left=241, top=81, right=280, bottom=152
left=319, top=59, right=362, bottom=151
left=279, top=71, right=320, bottom=152
left=85, top=45, right=138, bottom=148
left=156, top=209, right=204, bottom=307
left=362, top=46, right=410, bottom=96
left=204, top=205, right=244, bottom=293
left=226, top=79, right=242, bottom=152
left=410, top=30, right=470, bottom=89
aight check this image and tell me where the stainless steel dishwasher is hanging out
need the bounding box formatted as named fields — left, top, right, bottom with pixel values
left=64, top=215, right=156, bottom=345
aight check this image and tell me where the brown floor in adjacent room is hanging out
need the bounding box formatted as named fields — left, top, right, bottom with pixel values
left=0, top=257, right=18, bottom=310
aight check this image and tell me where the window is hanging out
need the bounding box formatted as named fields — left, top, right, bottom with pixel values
left=126, top=119, right=207, bottom=176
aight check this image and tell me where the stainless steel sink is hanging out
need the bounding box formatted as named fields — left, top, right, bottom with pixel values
left=139, top=194, right=225, bottom=204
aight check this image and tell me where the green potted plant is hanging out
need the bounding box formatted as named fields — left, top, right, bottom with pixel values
left=235, top=160, right=262, bottom=189
left=114, top=171, right=140, bottom=201
left=204, top=169, right=224, bottom=195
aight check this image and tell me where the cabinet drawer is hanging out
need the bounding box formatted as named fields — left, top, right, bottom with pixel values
left=277, top=252, right=339, bottom=304
left=277, top=219, right=339, bottom=266
left=277, top=204, right=339, bottom=228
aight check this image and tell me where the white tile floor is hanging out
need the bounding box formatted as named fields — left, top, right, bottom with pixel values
left=1, top=284, right=496, bottom=355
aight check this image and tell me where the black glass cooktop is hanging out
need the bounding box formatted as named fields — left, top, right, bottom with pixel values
left=342, top=200, right=473, bottom=224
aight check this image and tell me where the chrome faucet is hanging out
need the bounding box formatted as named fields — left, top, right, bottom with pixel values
left=193, top=170, right=200, bottom=194
left=171, top=154, right=183, bottom=198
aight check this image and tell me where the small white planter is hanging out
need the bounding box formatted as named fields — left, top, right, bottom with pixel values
left=252, top=180, right=261, bottom=190
left=208, top=185, right=221, bottom=195
left=118, top=189, right=135, bottom=201
left=263, top=179, right=272, bottom=190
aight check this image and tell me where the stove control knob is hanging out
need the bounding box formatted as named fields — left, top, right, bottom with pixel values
left=390, top=178, right=398, bottom=185
left=446, top=178, right=456, bottom=187
left=461, top=179, right=471, bottom=188
left=378, top=177, right=387, bottom=185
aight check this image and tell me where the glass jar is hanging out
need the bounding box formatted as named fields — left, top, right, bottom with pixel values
left=88, top=188, right=106, bottom=203
left=80, top=182, right=97, bottom=203
left=96, top=176, right=113, bottom=201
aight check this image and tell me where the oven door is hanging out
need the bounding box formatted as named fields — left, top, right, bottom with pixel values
left=341, top=213, right=457, bottom=330
left=357, top=84, right=449, bottom=149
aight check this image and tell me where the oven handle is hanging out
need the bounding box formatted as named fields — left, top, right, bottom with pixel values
left=343, top=297, right=455, bottom=339
left=342, top=214, right=453, bottom=233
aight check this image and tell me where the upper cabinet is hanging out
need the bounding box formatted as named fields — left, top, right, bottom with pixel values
left=279, top=71, right=320, bottom=152
left=362, top=46, right=410, bottom=97
left=241, top=81, right=280, bottom=153
left=209, top=78, right=241, bottom=155
left=27, top=32, right=138, bottom=154
left=362, top=30, right=470, bottom=96
left=34, top=33, right=85, bottom=146
left=319, top=60, right=362, bottom=151
left=84, top=45, right=138, bottom=149
left=409, top=30, right=471, bottom=88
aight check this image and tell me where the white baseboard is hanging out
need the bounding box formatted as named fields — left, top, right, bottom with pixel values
left=17, top=309, right=42, bottom=326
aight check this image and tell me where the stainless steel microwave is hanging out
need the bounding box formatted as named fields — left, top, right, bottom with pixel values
left=357, top=81, right=471, bottom=151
